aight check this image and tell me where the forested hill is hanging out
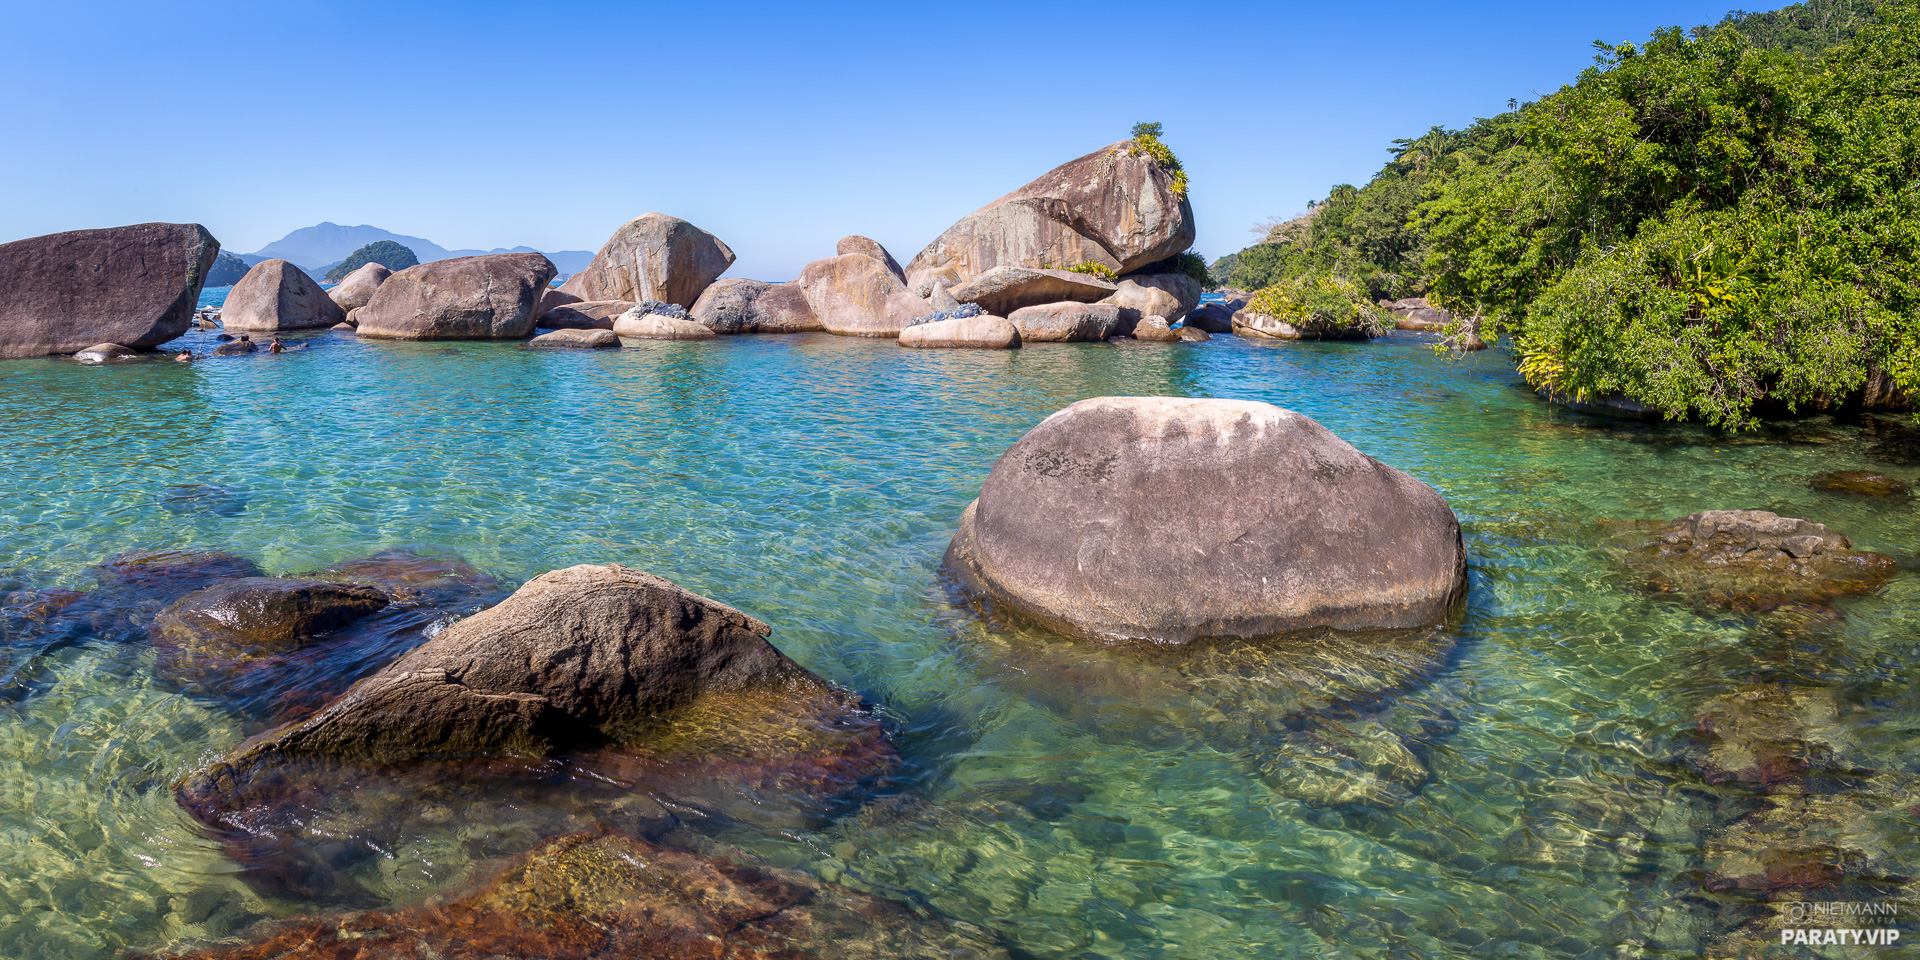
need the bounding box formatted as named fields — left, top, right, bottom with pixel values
left=1213, top=0, right=1916, bottom=428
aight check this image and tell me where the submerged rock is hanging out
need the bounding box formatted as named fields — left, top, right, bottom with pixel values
left=1006, top=301, right=1121, bottom=343
left=222, top=259, right=345, bottom=332
left=560, top=213, right=734, bottom=307
left=1810, top=469, right=1910, bottom=498
left=160, top=483, right=249, bottom=518
left=944, top=397, right=1468, bottom=642
left=1622, top=510, right=1899, bottom=609
left=175, top=564, right=891, bottom=890
left=0, top=222, right=220, bottom=358
left=135, top=830, right=1007, bottom=960
left=153, top=579, right=389, bottom=695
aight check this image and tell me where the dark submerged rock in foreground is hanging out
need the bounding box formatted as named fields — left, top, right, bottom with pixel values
left=134, top=830, right=1007, bottom=960
left=944, top=397, right=1468, bottom=643
left=0, top=222, right=220, bottom=358
left=1622, top=509, right=1899, bottom=610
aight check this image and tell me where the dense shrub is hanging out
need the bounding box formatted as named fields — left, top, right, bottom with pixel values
left=325, top=241, right=419, bottom=282
left=1245, top=272, right=1390, bottom=337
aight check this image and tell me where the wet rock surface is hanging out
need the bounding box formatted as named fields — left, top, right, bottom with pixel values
left=1811, top=469, right=1910, bottom=498
left=135, top=830, right=1008, bottom=960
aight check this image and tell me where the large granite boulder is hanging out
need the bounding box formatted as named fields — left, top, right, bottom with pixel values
left=535, top=299, right=631, bottom=329
left=1119, top=272, right=1202, bottom=323
left=799, top=254, right=931, bottom=337
left=354, top=253, right=556, bottom=340
left=222, top=259, right=345, bottom=332
left=836, top=235, right=907, bottom=283
left=688, top=277, right=822, bottom=333
left=326, top=263, right=391, bottom=313
left=1184, top=302, right=1235, bottom=333
left=943, top=397, right=1468, bottom=641
left=898, top=314, right=1020, bottom=349
left=1100, top=278, right=1184, bottom=332
left=905, top=140, right=1195, bottom=289
left=1007, top=301, right=1122, bottom=342
left=949, top=266, right=1116, bottom=316
left=1389, top=297, right=1450, bottom=332
left=559, top=213, right=734, bottom=307
left=0, top=222, right=220, bottom=358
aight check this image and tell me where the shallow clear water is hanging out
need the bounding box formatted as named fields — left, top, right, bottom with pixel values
left=0, top=327, right=1915, bottom=958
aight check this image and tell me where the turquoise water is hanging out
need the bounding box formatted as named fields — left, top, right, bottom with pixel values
left=0, top=326, right=1916, bottom=958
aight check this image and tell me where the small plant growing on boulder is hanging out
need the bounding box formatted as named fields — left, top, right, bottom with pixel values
left=1128, top=122, right=1189, bottom=198
left=1246, top=272, right=1390, bottom=337
left=1063, top=261, right=1118, bottom=282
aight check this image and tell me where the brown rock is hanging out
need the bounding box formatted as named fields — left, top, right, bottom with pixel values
left=1007, top=301, right=1123, bottom=343
left=1117, top=272, right=1201, bottom=323
left=752, top=280, right=824, bottom=332
left=836, top=235, right=907, bottom=284
left=1102, top=279, right=1184, bottom=332
left=943, top=397, right=1468, bottom=642
left=535, top=285, right=580, bottom=318
left=1810, top=469, right=1910, bottom=497
left=688, top=277, right=822, bottom=333
left=1624, top=510, right=1900, bottom=609
left=1232, top=309, right=1374, bottom=341
left=326, top=263, right=391, bottom=313
left=529, top=328, right=620, bottom=349
left=949, top=266, right=1116, bottom=316
left=535, top=300, right=632, bottom=330
left=906, top=141, right=1195, bottom=288
left=1863, top=366, right=1914, bottom=411
left=1390, top=298, right=1451, bottom=332
left=559, top=213, right=734, bottom=307
left=223, top=259, right=346, bottom=332
left=1184, top=303, right=1231, bottom=335
left=898, top=314, right=1021, bottom=349
left=1178, top=325, right=1211, bottom=342
left=1132, top=315, right=1180, bottom=341
left=354, top=253, right=556, bottom=340
left=613, top=308, right=718, bottom=340
left=799, top=254, right=930, bottom=337
left=0, top=222, right=220, bottom=358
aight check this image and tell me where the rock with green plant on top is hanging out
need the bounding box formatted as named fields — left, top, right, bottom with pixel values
left=560, top=213, right=735, bottom=308
left=799, top=253, right=931, bottom=337
left=905, top=132, right=1195, bottom=290
left=1007, top=301, right=1122, bottom=342
left=949, top=265, right=1116, bottom=317
left=1232, top=273, right=1389, bottom=341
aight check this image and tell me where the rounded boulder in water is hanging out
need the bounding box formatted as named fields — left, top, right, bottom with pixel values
left=943, top=396, right=1468, bottom=642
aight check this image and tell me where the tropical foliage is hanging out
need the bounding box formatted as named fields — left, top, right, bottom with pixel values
left=206, top=253, right=249, bottom=287
left=325, top=241, right=419, bottom=283
left=1244, top=272, right=1390, bottom=337
left=1129, top=122, right=1189, bottom=198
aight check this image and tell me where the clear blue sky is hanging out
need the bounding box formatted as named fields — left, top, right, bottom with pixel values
left=1, top=1, right=1788, bottom=280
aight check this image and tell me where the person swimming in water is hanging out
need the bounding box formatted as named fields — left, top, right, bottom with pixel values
left=268, top=337, right=285, bottom=354
left=174, top=349, right=193, bottom=362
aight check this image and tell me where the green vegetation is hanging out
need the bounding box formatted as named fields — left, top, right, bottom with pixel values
left=1061, top=261, right=1118, bottom=282
left=206, top=253, right=249, bottom=287
left=1245, top=272, right=1390, bottom=337
left=1129, top=122, right=1189, bottom=198
left=324, top=240, right=419, bottom=283
left=1216, top=0, right=1919, bottom=427
left=1135, top=251, right=1214, bottom=289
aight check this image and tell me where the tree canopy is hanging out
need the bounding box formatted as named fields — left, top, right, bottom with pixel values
left=324, top=241, right=419, bottom=283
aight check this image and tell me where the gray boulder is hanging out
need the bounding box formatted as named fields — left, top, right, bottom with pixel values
left=944, top=397, right=1468, bottom=641
left=950, top=266, right=1117, bottom=317
left=223, top=259, right=345, bottom=332
left=1178, top=326, right=1211, bottom=342
left=1100, top=279, right=1183, bottom=333
left=0, top=222, right=219, bottom=358
left=1007, top=301, right=1122, bottom=343
left=327, top=263, right=391, bottom=313
left=613, top=306, right=718, bottom=340
left=906, top=141, right=1195, bottom=289
left=529, top=328, right=620, bottom=349
left=559, top=213, right=734, bottom=307
left=687, top=278, right=823, bottom=334
left=1120, top=273, right=1202, bottom=323
left=898, top=314, right=1020, bottom=350
left=1389, top=298, right=1450, bottom=332
left=1131, top=315, right=1179, bottom=342
left=929, top=281, right=961, bottom=311
left=354, top=253, right=556, bottom=340
left=1184, top=302, right=1234, bottom=333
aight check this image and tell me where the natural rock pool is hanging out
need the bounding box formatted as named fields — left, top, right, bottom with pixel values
left=1, top=327, right=1915, bottom=958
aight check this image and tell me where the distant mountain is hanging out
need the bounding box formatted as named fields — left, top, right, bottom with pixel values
left=248, top=222, right=592, bottom=276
